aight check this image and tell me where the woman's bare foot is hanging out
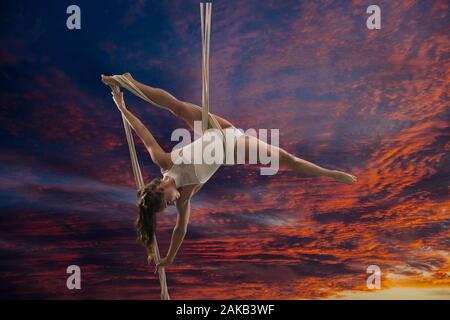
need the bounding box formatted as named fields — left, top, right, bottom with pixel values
left=101, top=73, right=133, bottom=87
left=330, top=170, right=357, bottom=184
left=101, top=74, right=118, bottom=86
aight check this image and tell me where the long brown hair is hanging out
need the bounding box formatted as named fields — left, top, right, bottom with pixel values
left=136, top=178, right=164, bottom=262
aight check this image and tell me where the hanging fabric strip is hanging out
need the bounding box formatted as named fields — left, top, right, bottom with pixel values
left=109, top=84, right=170, bottom=300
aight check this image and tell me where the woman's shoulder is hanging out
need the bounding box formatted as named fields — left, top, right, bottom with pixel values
left=159, top=153, right=175, bottom=173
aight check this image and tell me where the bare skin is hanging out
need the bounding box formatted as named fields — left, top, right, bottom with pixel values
left=102, top=73, right=357, bottom=269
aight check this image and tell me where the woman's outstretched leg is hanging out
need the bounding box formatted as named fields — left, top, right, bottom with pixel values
left=102, top=73, right=181, bottom=114
left=242, top=135, right=357, bottom=184
left=101, top=73, right=233, bottom=130
left=279, top=148, right=357, bottom=184
left=282, top=151, right=357, bottom=184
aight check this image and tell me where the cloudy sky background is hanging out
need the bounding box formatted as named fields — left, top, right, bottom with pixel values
left=0, top=0, right=448, bottom=299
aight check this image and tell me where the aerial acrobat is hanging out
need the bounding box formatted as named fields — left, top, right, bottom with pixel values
left=101, top=2, right=356, bottom=300
left=101, top=72, right=357, bottom=269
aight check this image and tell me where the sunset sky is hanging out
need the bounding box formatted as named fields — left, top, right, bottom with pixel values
left=0, top=0, right=448, bottom=299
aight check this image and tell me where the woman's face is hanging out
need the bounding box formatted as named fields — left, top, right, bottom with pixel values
left=157, top=184, right=180, bottom=205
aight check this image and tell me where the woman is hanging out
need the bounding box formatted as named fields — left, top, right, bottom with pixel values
left=101, top=73, right=357, bottom=271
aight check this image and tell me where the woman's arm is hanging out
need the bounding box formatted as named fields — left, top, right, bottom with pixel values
left=168, top=198, right=190, bottom=260
left=156, top=197, right=191, bottom=269
left=112, top=92, right=168, bottom=168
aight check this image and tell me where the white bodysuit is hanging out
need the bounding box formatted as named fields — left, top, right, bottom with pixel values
left=163, top=127, right=245, bottom=187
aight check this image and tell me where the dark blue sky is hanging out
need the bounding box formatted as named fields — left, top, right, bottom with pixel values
left=0, top=0, right=448, bottom=299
